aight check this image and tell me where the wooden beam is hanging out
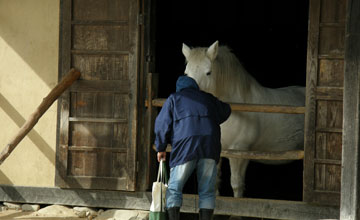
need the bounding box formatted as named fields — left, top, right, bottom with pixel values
left=213, top=196, right=338, bottom=219
left=221, top=149, right=304, bottom=160
left=146, top=98, right=305, bottom=114
left=152, top=145, right=304, bottom=160
left=341, top=0, right=360, bottom=219
left=0, top=68, right=81, bottom=165
left=0, top=185, right=339, bottom=219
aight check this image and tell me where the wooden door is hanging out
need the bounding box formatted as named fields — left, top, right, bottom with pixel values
left=304, top=0, right=347, bottom=205
left=56, top=0, right=140, bottom=191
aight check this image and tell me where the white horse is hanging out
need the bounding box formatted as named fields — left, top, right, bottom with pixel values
left=182, top=41, right=305, bottom=197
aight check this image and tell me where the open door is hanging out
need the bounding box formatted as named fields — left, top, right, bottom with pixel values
left=56, top=0, right=140, bottom=191
left=304, top=0, right=346, bottom=205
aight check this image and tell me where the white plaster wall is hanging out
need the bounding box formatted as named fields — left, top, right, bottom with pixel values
left=0, top=0, right=60, bottom=186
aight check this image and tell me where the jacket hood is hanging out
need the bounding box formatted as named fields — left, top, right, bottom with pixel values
left=176, top=76, right=199, bottom=92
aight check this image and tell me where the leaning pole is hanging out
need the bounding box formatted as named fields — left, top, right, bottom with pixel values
left=0, top=68, right=81, bottom=165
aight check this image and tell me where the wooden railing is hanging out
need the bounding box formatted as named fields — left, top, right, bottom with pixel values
left=152, top=145, right=304, bottom=160
left=146, top=98, right=305, bottom=114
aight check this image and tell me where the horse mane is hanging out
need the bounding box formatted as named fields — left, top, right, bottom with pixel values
left=212, top=46, right=260, bottom=100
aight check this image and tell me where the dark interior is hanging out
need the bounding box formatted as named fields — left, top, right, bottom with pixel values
left=154, top=0, right=309, bottom=201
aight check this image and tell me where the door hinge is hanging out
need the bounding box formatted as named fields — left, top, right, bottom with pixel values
left=138, top=14, right=144, bottom=25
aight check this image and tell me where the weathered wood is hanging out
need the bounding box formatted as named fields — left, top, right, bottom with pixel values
left=146, top=98, right=305, bottom=114
left=72, top=54, right=129, bottom=80
left=221, top=149, right=304, bottom=160
left=135, top=0, right=149, bottom=191
left=318, top=60, right=344, bottom=87
left=72, top=0, right=130, bottom=21
left=72, top=25, right=130, bottom=51
left=123, top=0, right=139, bottom=192
left=213, top=196, right=339, bottom=219
left=340, top=0, right=360, bottom=219
left=0, top=185, right=339, bottom=219
left=145, top=73, right=160, bottom=189
left=56, top=0, right=139, bottom=191
left=304, top=0, right=346, bottom=206
left=152, top=144, right=304, bottom=160
left=68, top=117, right=127, bottom=123
left=320, top=0, right=347, bottom=23
left=56, top=0, right=72, bottom=189
left=69, top=80, right=131, bottom=93
left=0, top=68, right=81, bottom=165
left=66, top=146, right=127, bottom=153
left=316, top=87, right=344, bottom=100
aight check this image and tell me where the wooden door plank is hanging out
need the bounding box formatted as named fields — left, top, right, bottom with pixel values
left=304, top=0, right=346, bottom=206
left=56, top=0, right=139, bottom=191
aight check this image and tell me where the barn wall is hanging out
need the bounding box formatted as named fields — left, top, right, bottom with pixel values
left=0, top=0, right=60, bottom=187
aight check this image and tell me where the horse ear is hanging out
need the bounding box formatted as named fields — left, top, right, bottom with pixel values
left=182, top=43, right=191, bottom=59
left=207, top=41, right=219, bottom=61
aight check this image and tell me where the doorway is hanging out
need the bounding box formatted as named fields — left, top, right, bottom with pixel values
left=153, top=0, right=309, bottom=201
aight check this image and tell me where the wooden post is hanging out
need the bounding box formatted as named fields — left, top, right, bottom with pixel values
left=341, top=0, right=360, bottom=219
left=0, top=68, right=81, bottom=165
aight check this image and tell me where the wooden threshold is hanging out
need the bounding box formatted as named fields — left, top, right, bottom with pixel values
left=0, top=185, right=339, bottom=219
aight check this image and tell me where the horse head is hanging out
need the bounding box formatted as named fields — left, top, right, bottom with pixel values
left=182, top=41, right=219, bottom=94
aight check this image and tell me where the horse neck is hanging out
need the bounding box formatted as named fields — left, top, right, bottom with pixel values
left=213, top=58, right=265, bottom=103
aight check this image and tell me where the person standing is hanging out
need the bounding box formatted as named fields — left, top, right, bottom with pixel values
left=154, top=75, right=231, bottom=220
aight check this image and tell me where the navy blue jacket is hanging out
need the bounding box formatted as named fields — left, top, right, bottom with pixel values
left=154, top=76, right=231, bottom=168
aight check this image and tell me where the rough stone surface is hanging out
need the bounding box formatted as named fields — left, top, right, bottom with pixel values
left=0, top=204, right=155, bottom=219
left=21, top=204, right=40, bottom=211
left=96, top=209, right=149, bottom=220
left=73, top=206, right=98, bottom=218
left=33, top=204, right=78, bottom=217
left=0, top=205, right=7, bottom=211
left=3, top=202, right=21, bottom=210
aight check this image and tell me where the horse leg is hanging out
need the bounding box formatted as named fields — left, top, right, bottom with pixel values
left=216, top=158, right=222, bottom=195
left=229, top=158, right=249, bottom=197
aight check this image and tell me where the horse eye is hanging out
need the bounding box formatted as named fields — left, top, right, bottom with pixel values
left=206, top=72, right=211, bottom=76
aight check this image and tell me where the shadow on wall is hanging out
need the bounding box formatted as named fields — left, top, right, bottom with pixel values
left=0, top=0, right=59, bottom=184
left=0, top=171, right=12, bottom=185
left=0, top=94, right=55, bottom=166
left=0, top=172, right=28, bottom=203
left=0, top=90, right=115, bottom=202
left=0, top=0, right=59, bottom=87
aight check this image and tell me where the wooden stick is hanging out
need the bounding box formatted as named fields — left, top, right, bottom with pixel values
left=0, top=68, right=81, bottom=165
left=146, top=98, right=305, bottom=114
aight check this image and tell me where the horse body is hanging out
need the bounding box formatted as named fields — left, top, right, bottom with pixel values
left=182, top=41, right=305, bottom=197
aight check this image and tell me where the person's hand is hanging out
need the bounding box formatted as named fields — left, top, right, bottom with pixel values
left=157, top=152, right=166, bottom=162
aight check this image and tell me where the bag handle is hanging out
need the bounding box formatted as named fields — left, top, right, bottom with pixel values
left=156, top=159, right=168, bottom=184
left=157, top=159, right=168, bottom=212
